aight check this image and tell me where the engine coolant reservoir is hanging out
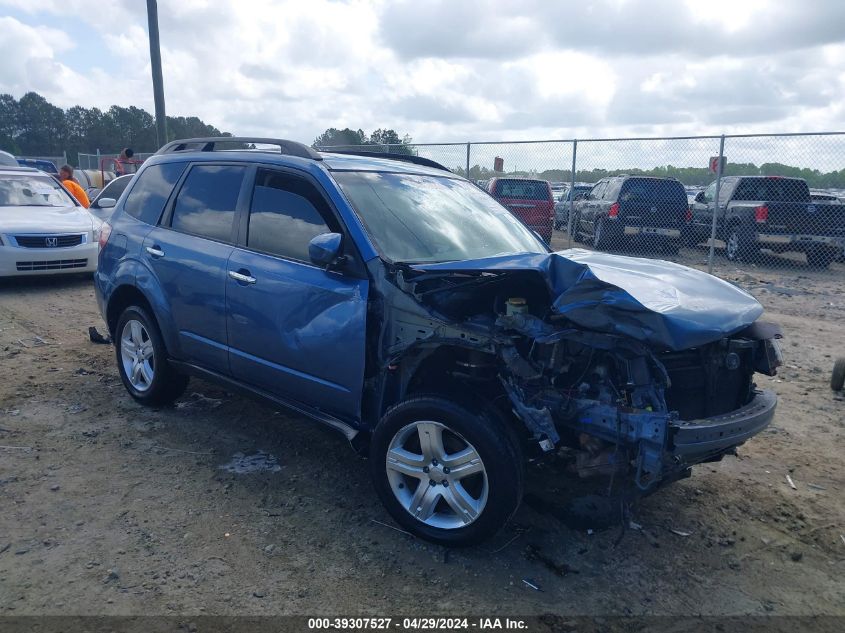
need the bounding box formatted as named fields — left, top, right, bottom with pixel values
left=506, top=297, right=528, bottom=316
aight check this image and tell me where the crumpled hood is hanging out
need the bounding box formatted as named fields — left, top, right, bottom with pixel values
left=411, top=249, right=764, bottom=351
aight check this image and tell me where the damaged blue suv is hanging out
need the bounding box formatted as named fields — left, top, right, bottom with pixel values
left=95, top=137, right=782, bottom=545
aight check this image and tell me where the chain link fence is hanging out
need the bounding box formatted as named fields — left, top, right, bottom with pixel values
left=320, top=133, right=845, bottom=276
left=77, top=152, right=155, bottom=171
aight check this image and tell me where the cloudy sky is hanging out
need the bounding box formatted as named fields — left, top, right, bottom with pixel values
left=2, top=0, right=844, bottom=145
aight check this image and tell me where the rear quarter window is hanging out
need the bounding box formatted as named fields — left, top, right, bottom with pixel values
left=123, top=162, right=187, bottom=224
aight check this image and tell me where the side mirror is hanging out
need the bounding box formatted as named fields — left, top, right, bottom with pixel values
left=96, top=197, right=117, bottom=209
left=694, top=191, right=705, bottom=203
left=309, top=232, right=343, bottom=268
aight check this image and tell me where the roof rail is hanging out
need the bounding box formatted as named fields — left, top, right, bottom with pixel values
left=156, top=137, right=322, bottom=161
left=321, top=149, right=451, bottom=173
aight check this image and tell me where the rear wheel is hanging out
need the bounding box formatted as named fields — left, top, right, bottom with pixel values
left=593, top=216, right=610, bottom=250
left=725, top=227, right=759, bottom=262
left=115, top=305, right=188, bottom=406
left=681, top=229, right=700, bottom=247
left=370, top=396, right=523, bottom=546
left=832, top=358, right=845, bottom=391
left=807, top=247, right=835, bottom=269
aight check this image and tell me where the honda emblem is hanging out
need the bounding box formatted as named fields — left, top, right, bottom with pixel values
left=45, top=237, right=58, bottom=247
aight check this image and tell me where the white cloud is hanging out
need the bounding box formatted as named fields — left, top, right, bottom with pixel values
left=0, top=0, right=844, bottom=146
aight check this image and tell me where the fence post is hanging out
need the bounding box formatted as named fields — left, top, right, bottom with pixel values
left=566, top=139, right=578, bottom=249
left=465, top=143, right=471, bottom=180
left=96, top=149, right=101, bottom=171
left=62, top=150, right=67, bottom=167
left=707, top=135, right=726, bottom=274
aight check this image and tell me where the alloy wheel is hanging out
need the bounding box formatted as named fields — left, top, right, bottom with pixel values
left=385, top=421, right=489, bottom=529
left=120, top=319, right=155, bottom=392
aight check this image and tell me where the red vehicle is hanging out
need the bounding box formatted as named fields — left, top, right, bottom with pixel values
left=487, top=177, right=554, bottom=243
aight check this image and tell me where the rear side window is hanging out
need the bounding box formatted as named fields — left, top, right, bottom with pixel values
left=247, top=170, right=332, bottom=262
left=170, top=165, right=246, bottom=242
left=124, top=162, right=186, bottom=224
left=493, top=180, right=550, bottom=200
left=619, top=178, right=686, bottom=202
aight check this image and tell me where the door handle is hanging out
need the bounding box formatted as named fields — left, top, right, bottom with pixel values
left=228, top=270, right=256, bottom=285
left=145, top=245, right=165, bottom=258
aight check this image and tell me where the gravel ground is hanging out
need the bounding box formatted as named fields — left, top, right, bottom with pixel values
left=1, top=243, right=844, bottom=618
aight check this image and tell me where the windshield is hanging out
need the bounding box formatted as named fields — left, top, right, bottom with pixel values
left=0, top=174, right=76, bottom=207
left=334, top=171, right=547, bottom=263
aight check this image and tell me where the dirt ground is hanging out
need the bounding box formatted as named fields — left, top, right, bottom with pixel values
left=1, top=242, right=844, bottom=618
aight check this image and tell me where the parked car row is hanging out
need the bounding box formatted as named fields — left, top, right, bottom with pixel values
left=482, top=171, right=843, bottom=268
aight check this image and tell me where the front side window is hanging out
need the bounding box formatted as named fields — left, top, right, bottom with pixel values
left=334, top=171, right=546, bottom=263
left=589, top=181, right=606, bottom=199
left=0, top=174, right=75, bottom=207
left=124, top=162, right=186, bottom=224
left=247, top=170, right=332, bottom=261
left=170, top=165, right=246, bottom=242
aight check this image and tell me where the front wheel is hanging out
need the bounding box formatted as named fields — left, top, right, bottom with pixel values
left=115, top=305, right=189, bottom=406
left=370, top=396, right=523, bottom=546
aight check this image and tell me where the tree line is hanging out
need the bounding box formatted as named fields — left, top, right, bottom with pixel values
left=0, top=92, right=230, bottom=164
left=312, top=127, right=414, bottom=155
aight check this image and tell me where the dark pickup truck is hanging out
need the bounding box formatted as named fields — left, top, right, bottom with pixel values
left=686, top=176, right=845, bottom=268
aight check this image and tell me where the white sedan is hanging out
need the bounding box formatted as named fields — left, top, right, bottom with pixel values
left=0, top=166, right=102, bottom=277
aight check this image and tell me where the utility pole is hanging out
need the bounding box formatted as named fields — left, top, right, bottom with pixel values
left=147, top=0, right=167, bottom=147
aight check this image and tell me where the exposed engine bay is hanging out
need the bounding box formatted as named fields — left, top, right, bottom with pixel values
left=371, top=250, right=782, bottom=494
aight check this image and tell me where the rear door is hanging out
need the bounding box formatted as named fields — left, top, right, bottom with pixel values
left=226, top=168, right=369, bottom=419
left=142, top=163, right=248, bottom=371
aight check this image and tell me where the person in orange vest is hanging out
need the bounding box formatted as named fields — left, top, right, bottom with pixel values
left=58, top=164, right=90, bottom=208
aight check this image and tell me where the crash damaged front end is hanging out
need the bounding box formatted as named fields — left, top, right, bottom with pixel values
left=388, top=249, right=782, bottom=494
left=496, top=313, right=780, bottom=491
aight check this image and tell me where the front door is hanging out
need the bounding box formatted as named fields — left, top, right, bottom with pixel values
left=226, top=168, right=368, bottom=419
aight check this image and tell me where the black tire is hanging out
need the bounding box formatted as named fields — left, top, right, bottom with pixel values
left=725, top=227, right=759, bottom=262
left=807, top=247, right=835, bottom=269
left=114, top=305, right=188, bottom=406
left=831, top=358, right=845, bottom=391
left=572, top=212, right=585, bottom=243
left=593, top=216, right=610, bottom=250
left=681, top=229, right=700, bottom=248
left=369, top=395, right=524, bottom=546
left=662, top=240, right=680, bottom=255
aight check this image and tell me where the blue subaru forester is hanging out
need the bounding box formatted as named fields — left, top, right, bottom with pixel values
left=96, top=137, right=781, bottom=545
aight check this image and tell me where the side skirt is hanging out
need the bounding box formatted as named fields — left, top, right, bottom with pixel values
left=168, top=360, right=361, bottom=442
